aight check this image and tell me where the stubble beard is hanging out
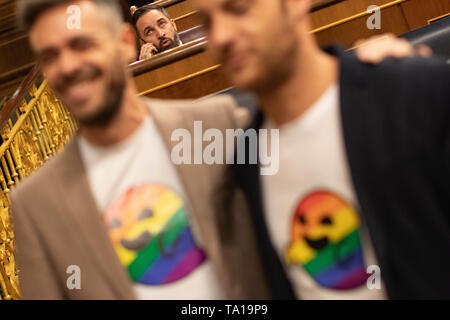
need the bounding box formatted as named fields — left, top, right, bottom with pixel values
left=78, top=53, right=127, bottom=128
left=249, top=36, right=299, bottom=97
left=157, top=32, right=182, bottom=53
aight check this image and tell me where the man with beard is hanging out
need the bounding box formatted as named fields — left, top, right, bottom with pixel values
left=192, top=0, right=450, bottom=299
left=11, top=0, right=244, bottom=300
left=132, top=4, right=182, bottom=60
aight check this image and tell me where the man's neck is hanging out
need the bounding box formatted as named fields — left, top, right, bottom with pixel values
left=79, top=83, right=149, bottom=147
left=259, top=42, right=339, bottom=127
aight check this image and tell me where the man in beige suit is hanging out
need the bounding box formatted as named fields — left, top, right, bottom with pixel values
left=11, top=0, right=254, bottom=299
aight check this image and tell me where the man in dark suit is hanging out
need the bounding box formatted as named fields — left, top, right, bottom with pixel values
left=193, top=0, right=450, bottom=299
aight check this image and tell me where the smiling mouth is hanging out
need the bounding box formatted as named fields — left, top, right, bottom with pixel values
left=304, top=236, right=329, bottom=250
left=121, top=231, right=152, bottom=251
left=61, top=81, right=98, bottom=104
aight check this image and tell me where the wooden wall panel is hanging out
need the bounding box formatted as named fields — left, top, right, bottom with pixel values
left=0, top=36, right=34, bottom=75
left=310, top=0, right=394, bottom=29
left=0, top=0, right=15, bottom=35
left=158, top=0, right=195, bottom=19
left=400, top=0, right=450, bottom=29
left=174, top=11, right=201, bottom=32
left=0, top=76, right=21, bottom=98
left=310, top=0, right=449, bottom=47
left=0, top=33, right=34, bottom=99
left=313, top=4, right=411, bottom=47
left=145, top=68, right=229, bottom=99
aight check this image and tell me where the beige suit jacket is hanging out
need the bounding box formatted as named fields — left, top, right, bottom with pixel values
left=10, top=95, right=269, bottom=300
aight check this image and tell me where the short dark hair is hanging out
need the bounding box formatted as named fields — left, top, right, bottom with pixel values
left=17, top=0, right=123, bottom=31
left=132, top=4, right=172, bottom=28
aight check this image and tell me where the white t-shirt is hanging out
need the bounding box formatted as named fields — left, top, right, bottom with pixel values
left=261, top=84, right=386, bottom=300
left=78, top=116, right=224, bottom=300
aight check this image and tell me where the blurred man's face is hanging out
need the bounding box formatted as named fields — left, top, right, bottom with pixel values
left=194, top=0, right=299, bottom=93
left=136, top=9, right=180, bottom=53
left=30, top=1, right=130, bottom=126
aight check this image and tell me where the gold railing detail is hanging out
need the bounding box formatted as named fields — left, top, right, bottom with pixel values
left=428, top=12, right=450, bottom=24
left=0, top=80, right=77, bottom=300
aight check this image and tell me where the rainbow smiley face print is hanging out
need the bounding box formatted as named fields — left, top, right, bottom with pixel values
left=286, top=190, right=369, bottom=290
left=104, top=184, right=206, bottom=285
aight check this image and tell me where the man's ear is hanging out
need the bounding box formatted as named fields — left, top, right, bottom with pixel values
left=171, top=19, right=178, bottom=32
left=284, top=0, right=311, bottom=22
left=120, top=23, right=138, bottom=62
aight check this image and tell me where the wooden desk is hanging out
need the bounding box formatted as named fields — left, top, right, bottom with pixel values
left=132, top=38, right=230, bottom=99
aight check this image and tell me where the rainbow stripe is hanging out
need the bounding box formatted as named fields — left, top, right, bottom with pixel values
left=127, top=207, right=206, bottom=285
left=303, top=229, right=367, bottom=289
left=105, top=184, right=206, bottom=286
left=286, top=190, right=369, bottom=290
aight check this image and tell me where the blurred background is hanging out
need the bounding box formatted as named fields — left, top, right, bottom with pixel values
left=0, top=0, right=449, bottom=300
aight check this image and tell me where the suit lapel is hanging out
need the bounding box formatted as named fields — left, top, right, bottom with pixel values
left=52, top=139, right=136, bottom=299
left=337, top=48, right=390, bottom=295
left=233, top=112, right=297, bottom=299
left=147, top=100, right=232, bottom=291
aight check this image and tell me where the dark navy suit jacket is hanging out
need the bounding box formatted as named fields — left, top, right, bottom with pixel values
left=230, top=47, right=450, bottom=299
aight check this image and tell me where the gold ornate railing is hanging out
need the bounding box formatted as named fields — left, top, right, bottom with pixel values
left=0, top=68, right=77, bottom=300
